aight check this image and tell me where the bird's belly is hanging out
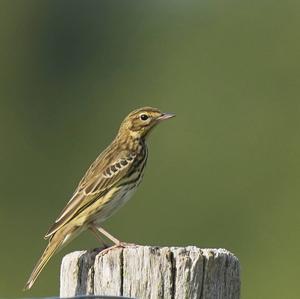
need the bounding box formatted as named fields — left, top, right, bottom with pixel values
left=91, top=184, right=138, bottom=225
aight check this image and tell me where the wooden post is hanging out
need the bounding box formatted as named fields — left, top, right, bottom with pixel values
left=60, top=246, right=240, bottom=299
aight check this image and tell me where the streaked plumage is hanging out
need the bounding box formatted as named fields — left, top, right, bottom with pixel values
left=24, top=106, right=175, bottom=290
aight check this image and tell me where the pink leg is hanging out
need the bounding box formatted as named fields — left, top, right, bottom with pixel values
left=91, top=224, right=137, bottom=256
left=89, top=226, right=109, bottom=248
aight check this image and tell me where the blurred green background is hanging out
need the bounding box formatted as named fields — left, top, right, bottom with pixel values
left=0, top=0, right=299, bottom=298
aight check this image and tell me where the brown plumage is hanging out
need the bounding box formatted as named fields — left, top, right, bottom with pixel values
left=24, top=106, right=175, bottom=290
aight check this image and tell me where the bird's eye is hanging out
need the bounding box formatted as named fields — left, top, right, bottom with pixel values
left=140, top=114, right=149, bottom=121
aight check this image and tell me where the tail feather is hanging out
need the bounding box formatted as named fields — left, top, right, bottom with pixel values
left=23, top=233, right=66, bottom=290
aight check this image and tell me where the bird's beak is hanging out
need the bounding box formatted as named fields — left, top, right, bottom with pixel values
left=157, top=112, right=176, bottom=121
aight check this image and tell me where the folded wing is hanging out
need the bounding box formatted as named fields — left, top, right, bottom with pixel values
left=44, top=151, right=136, bottom=239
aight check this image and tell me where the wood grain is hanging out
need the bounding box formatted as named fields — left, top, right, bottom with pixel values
left=60, top=246, right=240, bottom=299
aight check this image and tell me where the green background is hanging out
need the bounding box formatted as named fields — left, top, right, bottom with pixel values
left=0, top=1, right=299, bottom=298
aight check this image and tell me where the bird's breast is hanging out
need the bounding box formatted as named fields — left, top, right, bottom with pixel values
left=87, top=146, right=148, bottom=225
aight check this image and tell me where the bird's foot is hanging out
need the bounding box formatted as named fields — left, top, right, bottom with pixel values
left=117, top=241, right=137, bottom=247
left=99, top=242, right=137, bottom=256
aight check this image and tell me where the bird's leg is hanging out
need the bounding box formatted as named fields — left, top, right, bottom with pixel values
left=91, top=225, right=137, bottom=256
left=93, top=226, right=121, bottom=245
left=89, top=226, right=109, bottom=248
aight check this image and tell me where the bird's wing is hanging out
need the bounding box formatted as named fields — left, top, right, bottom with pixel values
left=44, top=150, right=137, bottom=239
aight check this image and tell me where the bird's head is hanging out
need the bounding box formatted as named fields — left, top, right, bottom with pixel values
left=118, top=107, right=175, bottom=140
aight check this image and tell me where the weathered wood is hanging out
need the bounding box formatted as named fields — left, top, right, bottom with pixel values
left=60, top=246, right=240, bottom=299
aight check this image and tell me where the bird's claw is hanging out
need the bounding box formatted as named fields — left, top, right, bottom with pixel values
left=117, top=241, right=137, bottom=247
left=99, top=242, right=137, bottom=256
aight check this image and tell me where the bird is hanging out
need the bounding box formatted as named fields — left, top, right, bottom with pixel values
left=24, top=106, right=175, bottom=290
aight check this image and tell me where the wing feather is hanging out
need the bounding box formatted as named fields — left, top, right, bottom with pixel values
left=44, top=150, right=136, bottom=239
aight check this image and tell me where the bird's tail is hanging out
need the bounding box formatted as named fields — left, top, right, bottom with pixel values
left=23, top=232, right=67, bottom=290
